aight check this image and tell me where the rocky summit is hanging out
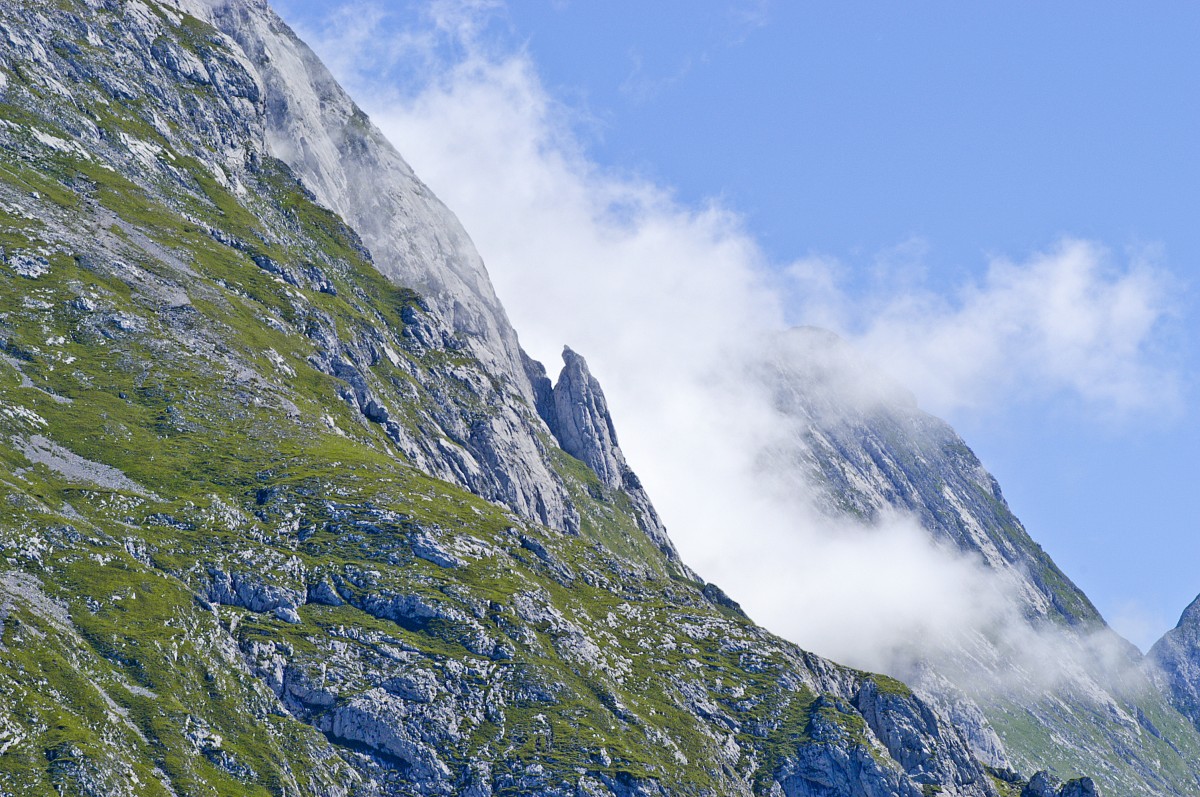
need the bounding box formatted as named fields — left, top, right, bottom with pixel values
left=0, top=1, right=1191, bottom=797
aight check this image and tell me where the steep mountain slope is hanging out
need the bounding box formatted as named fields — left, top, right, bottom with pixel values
left=1151, top=595, right=1200, bottom=735
left=172, top=0, right=604, bottom=539
left=758, top=328, right=1200, bottom=796
left=762, top=328, right=1099, bottom=628
left=0, top=1, right=1061, bottom=795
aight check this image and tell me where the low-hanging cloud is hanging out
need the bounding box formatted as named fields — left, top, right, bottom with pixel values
left=790, top=240, right=1180, bottom=417
left=287, top=0, right=1182, bottom=673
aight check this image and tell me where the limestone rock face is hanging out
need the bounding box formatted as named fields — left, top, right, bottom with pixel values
left=852, top=679, right=990, bottom=792
left=1150, top=595, right=1200, bottom=732
left=170, top=0, right=528, bottom=390
left=547, top=347, right=625, bottom=489
left=532, top=347, right=676, bottom=558
left=164, top=0, right=606, bottom=538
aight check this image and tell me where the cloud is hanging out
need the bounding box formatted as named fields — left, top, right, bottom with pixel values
left=789, top=240, right=1181, bottom=418
left=726, top=0, right=772, bottom=45
left=276, top=0, right=508, bottom=95
left=286, top=2, right=1182, bottom=675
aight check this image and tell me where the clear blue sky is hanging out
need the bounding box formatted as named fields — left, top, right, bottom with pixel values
left=275, top=0, right=1200, bottom=650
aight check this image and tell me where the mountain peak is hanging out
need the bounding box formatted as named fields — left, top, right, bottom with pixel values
left=550, top=346, right=623, bottom=485
left=1151, top=592, right=1200, bottom=735
left=1178, top=593, right=1200, bottom=629
left=525, top=346, right=678, bottom=558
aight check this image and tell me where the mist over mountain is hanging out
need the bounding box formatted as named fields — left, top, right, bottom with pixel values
left=0, top=1, right=1195, bottom=796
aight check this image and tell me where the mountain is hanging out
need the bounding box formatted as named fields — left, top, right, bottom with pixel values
left=1151, top=596, right=1200, bottom=735
left=0, top=0, right=1087, bottom=795
left=760, top=328, right=1102, bottom=628
left=758, top=328, right=1200, bottom=796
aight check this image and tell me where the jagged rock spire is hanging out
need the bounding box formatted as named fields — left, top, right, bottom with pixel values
left=545, top=346, right=625, bottom=489
left=528, top=347, right=679, bottom=560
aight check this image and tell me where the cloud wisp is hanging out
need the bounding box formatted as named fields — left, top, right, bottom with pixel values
left=789, top=240, right=1180, bottom=419
left=288, top=0, right=1182, bottom=674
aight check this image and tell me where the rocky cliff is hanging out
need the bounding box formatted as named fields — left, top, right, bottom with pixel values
left=1151, top=595, right=1200, bottom=735
left=0, top=1, right=1057, bottom=795
left=760, top=328, right=1099, bottom=627
left=755, top=328, right=1200, bottom=796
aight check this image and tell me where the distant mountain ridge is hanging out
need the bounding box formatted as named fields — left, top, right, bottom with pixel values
left=1151, top=595, right=1200, bottom=736
left=756, top=327, right=1200, bottom=795
left=762, top=327, right=1102, bottom=626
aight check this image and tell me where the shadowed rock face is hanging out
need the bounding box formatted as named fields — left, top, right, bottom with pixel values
left=1151, top=595, right=1200, bottom=733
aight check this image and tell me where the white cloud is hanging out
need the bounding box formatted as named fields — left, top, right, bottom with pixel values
left=287, top=1, right=1181, bottom=674
left=790, top=240, right=1181, bottom=418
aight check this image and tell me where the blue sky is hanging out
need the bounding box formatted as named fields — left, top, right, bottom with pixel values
left=275, top=0, right=1200, bottom=652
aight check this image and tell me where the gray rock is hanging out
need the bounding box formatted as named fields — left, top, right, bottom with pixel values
left=18, top=435, right=151, bottom=496
left=1150, top=594, right=1200, bottom=732
left=412, top=532, right=464, bottom=569
left=320, top=689, right=453, bottom=786
left=773, top=698, right=923, bottom=797
left=544, top=346, right=625, bottom=490
left=1059, top=779, right=1099, bottom=797
left=306, top=579, right=344, bottom=606
left=5, top=251, right=50, bottom=278
left=1022, top=772, right=1097, bottom=797
left=1023, top=772, right=1060, bottom=797
left=208, top=568, right=303, bottom=616
left=381, top=669, right=440, bottom=703
left=536, top=346, right=678, bottom=558
left=853, top=678, right=992, bottom=793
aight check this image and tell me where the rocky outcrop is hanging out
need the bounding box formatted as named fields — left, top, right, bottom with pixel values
left=1150, top=595, right=1200, bottom=733
left=852, top=679, right=994, bottom=794
left=1022, top=772, right=1100, bottom=797
left=531, top=347, right=677, bottom=557
left=541, top=347, right=625, bottom=488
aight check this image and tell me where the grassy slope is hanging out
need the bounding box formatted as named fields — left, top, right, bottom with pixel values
left=0, top=7, right=920, bottom=793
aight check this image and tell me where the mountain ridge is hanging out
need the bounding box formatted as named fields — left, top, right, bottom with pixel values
left=1151, top=594, right=1200, bottom=738
left=1, top=1, right=1196, bottom=795
left=0, top=0, right=1053, bottom=794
